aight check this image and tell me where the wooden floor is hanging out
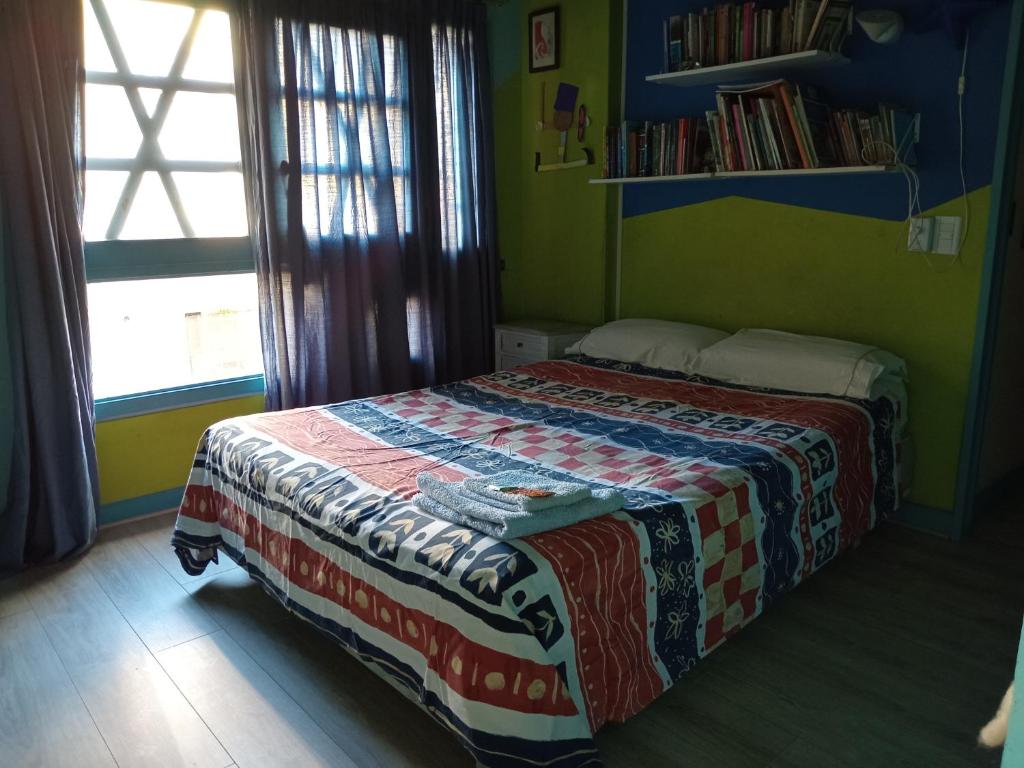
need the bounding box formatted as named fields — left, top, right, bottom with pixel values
left=1, top=498, right=1022, bottom=768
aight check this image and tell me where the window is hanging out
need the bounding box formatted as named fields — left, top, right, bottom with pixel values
left=277, top=22, right=412, bottom=239
left=83, top=0, right=263, bottom=405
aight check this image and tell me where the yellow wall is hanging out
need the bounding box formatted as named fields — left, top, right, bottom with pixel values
left=494, top=0, right=620, bottom=327
left=621, top=189, right=991, bottom=512
left=96, top=395, right=263, bottom=505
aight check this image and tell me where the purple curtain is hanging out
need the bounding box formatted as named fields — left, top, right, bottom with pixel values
left=234, top=0, right=498, bottom=411
left=0, top=0, right=99, bottom=571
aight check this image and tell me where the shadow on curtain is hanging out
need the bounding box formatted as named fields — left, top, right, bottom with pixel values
left=234, top=0, right=498, bottom=411
left=0, top=0, right=99, bottom=571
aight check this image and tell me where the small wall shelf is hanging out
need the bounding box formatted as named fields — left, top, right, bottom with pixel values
left=589, top=165, right=895, bottom=185
left=646, top=50, right=850, bottom=89
left=535, top=148, right=595, bottom=173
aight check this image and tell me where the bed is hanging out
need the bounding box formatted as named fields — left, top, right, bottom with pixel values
left=172, top=355, right=901, bottom=768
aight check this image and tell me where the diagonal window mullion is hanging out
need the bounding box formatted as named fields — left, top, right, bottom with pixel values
left=146, top=9, right=206, bottom=239
left=90, top=0, right=160, bottom=239
left=91, top=0, right=203, bottom=239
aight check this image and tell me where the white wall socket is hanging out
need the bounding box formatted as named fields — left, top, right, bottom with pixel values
left=933, top=216, right=963, bottom=255
left=908, top=217, right=934, bottom=252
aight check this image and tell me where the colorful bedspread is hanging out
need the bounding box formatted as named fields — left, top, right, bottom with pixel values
left=172, top=357, right=899, bottom=767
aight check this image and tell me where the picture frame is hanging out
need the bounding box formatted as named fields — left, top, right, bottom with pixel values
left=528, top=6, right=560, bottom=73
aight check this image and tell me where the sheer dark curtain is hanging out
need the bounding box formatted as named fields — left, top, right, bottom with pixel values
left=234, top=0, right=498, bottom=411
left=0, top=0, right=99, bottom=571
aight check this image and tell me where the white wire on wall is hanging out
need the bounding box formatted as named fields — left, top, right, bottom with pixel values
left=958, top=28, right=971, bottom=253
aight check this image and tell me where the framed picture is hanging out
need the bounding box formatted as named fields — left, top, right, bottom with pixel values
left=528, top=6, right=560, bottom=73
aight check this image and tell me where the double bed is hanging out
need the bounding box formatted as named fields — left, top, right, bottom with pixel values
left=172, top=355, right=901, bottom=767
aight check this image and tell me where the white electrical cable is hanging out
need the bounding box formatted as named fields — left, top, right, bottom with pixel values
left=957, top=28, right=971, bottom=253
left=865, top=138, right=925, bottom=253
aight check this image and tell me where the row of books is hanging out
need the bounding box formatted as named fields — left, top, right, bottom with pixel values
left=603, top=80, right=917, bottom=178
left=603, top=118, right=715, bottom=179
left=662, top=0, right=853, bottom=73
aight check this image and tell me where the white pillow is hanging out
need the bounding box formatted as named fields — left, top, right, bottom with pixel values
left=695, top=329, right=907, bottom=399
left=566, top=318, right=729, bottom=372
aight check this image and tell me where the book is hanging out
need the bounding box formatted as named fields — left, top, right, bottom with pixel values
left=706, top=111, right=724, bottom=171
left=662, top=19, right=670, bottom=73
left=780, top=6, right=794, bottom=54
left=757, top=98, right=783, bottom=169
left=769, top=98, right=800, bottom=169
left=731, top=102, right=752, bottom=170
left=742, top=2, right=756, bottom=61
left=746, top=113, right=765, bottom=170
left=716, top=93, right=737, bottom=170
left=805, top=0, right=831, bottom=51
left=794, top=84, right=839, bottom=167
left=669, top=15, right=683, bottom=72
left=776, top=82, right=812, bottom=168
left=812, top=1, right=852, bottom=52
left=856, top=114, right=875, bottom=164
left=707, top=8, right=716, bottom=66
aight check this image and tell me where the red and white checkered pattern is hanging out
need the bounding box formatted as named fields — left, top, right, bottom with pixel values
left=696, top=482, right=761, bottom=652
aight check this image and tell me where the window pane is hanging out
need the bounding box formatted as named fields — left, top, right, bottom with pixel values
left=160, top=92, right=241, bottom=162
left=103, top=0, right=195, bottom=78
left=182, top=10, right=235, bottom=83
left=88, top=274, right=262, bottom=399
left=118, top=172, right=183, bottom=240
left=137, top=87, right=162, bottom=118
left=173, top=173, right=249, bottom=237
left=85, top=84, right=142, bottom=159
left=83, top=171, right=130, bottom=241
left=84, top=0, right=117, bottom=73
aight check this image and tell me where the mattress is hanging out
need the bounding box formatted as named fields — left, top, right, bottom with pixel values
left=172, top=356, right=900, bottom=768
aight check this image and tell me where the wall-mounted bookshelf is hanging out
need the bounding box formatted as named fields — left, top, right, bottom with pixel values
left=590, top=165, right=895, bottom=185
left=646, top=50, right=850, bottom=88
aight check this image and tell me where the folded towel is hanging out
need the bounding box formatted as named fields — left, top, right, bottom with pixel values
left=413, top=475, right=624, bottom=540
left=461, top=470, right=593, bottom=512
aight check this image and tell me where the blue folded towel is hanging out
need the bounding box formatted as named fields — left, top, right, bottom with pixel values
left=463, top=470, right=592, bottom=512
left=414, top=473, right=624, bottom=540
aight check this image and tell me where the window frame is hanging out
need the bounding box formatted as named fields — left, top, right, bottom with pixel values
left=83, top=0, right=264, bottom=417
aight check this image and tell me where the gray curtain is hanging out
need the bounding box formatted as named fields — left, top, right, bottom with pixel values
left=234, top=0, right=498, bottom=411
left=0, top=0, right=99, bottom=571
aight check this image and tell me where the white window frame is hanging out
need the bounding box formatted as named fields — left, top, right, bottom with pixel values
left=83, top=0, right=263, bottom=417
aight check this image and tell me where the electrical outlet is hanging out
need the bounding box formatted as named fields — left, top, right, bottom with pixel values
left=908, top=217, right=934, bottom=252
left=932, top=216, right=963, bottom=255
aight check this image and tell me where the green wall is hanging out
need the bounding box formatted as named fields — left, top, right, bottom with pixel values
left=620, top=189, right=991, bottom=512
left=494, top=0, right=620, bottom=327
left=488, top=1, right=1007, bottom=518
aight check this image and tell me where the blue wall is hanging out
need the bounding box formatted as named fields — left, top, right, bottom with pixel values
left=622, top=0, right=1013, bottom=220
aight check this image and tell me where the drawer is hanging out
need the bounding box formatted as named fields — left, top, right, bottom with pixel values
left=497, top=352, right=542, bottom=371
left=499, top=331, right=547, bottom=357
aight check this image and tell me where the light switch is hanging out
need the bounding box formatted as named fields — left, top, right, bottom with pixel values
left=908, top=217, right=933, bottom=252
left=932, top=216, right=963, bottom=256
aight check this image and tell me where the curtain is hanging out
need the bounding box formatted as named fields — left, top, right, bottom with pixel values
left=234, top=0, right=498, bottom=411
left=0, top=0, right=99, bottom=571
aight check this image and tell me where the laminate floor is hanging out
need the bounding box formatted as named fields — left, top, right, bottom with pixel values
left=1, top=495, right=1021, bottom=768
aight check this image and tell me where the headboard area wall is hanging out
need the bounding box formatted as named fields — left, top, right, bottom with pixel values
left=618, top=0, right=1014, bottom=516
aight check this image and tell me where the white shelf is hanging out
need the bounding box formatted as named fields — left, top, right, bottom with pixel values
left=646, top=50, right=850, bottom=88
left=589, top=165, right=896, bottom=185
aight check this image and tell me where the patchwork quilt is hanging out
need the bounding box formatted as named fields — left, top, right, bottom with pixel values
left=172, top=357, right=899, bottom=767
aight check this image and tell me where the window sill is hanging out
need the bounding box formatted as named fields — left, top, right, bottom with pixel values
left=95, top=375, right=265, bottom=422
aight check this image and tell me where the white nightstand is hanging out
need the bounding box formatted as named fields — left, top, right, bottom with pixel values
left=494, top=321, right=592, bottom=371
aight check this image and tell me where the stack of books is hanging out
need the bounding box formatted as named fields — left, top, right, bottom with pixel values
left=603, top=80, right=917, bottom=178
left=603, top=117, right=716, bottom=179
left=663, top=0, right=854, bottom=73
left=709, top=80, right=915, bottom=171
